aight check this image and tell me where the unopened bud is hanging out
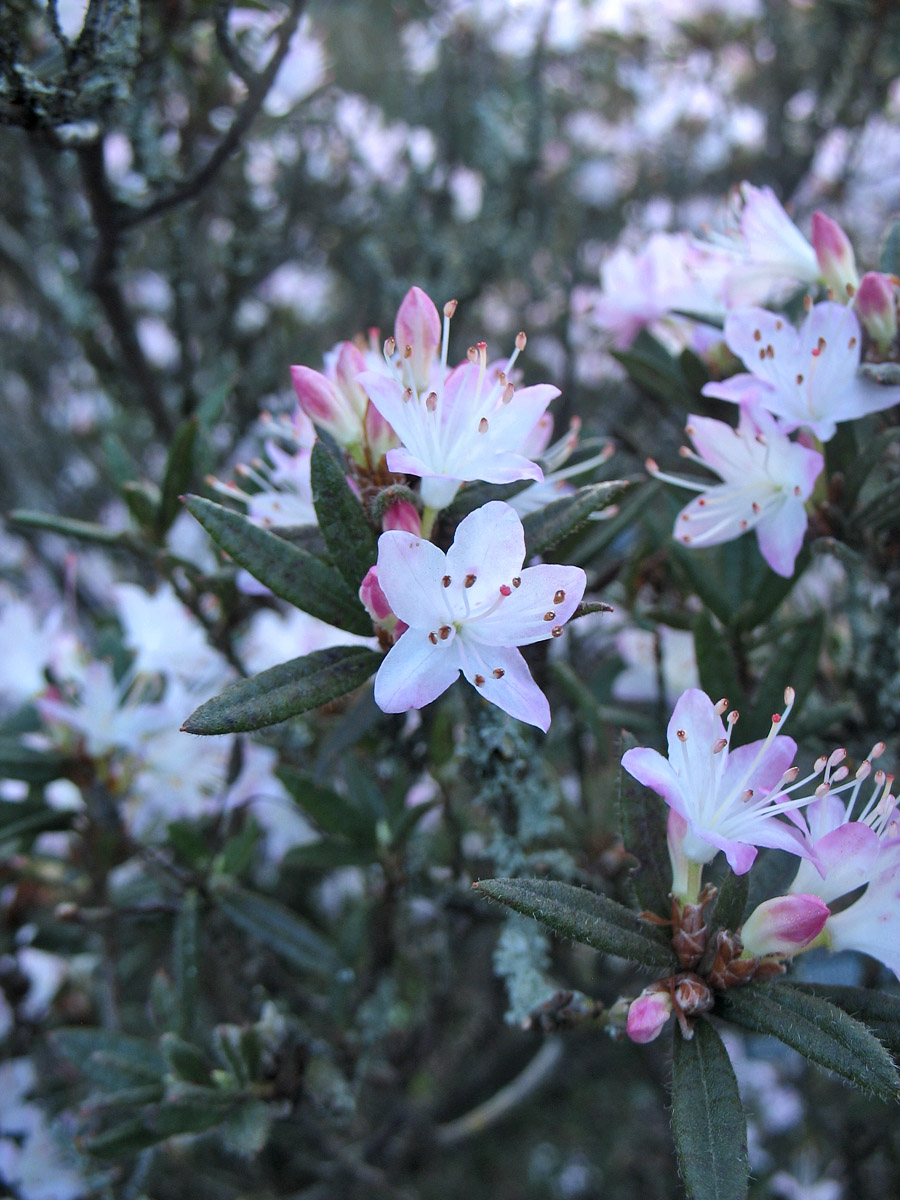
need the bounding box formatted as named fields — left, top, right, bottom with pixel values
left=395, top=287, right=441, bottom=392
left=626, top=988, right=673, bottom=1044
left=382, top=499, right=421, bottom=536
left=812, top=212, right=859, bottom=298
left=855, top=271, right=897, bottom=353
left=740, top=894, right=829, bottom=959
left=290, top=365, right=363, bottom=448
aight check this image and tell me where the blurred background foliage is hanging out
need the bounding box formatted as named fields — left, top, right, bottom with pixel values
left=3, top=1, right=900, bottom=1198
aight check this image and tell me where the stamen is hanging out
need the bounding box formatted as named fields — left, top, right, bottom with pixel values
left=464, top=574, right=476, bottom=588
left=796, top=373, right=804, bottom=384
left=428, top=631, right=437, bottom=644
left=478, top=417, right=489, bottom=433
left=712, top=738, right=728, bottom=754
left=512, top=577, right=521, bottom=588
left=492, top=668, right=505, bottom=678
left=554, top=589, right=566, bottom=604
left=714, top=698, right=728, bottom=715
left=384, top=336, right=396, bottom=358
left=426, top=392, right=437, bottom=412
left=474, top=674, right=485, bottom=686
left=442, top=575, right=451, bottom=587
left=676, top=729, right=688, bottom=742
left=543, top=611, right=555, bottom=621
left=551, top=626, right=563, bottom=637
left=439, top=625, right=452, bottom=640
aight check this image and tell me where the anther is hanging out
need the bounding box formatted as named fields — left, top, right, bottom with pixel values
left=554, top=589, right=566, bottom=604
left=758, top=348, right=766, bottom=361
left=515, top=331, right=527, bottom=351
left=727, top=710, right=739, bottom=726
left=384, top=336, right=396, bottom=356
left=753, top=329, right=762, bottom=341
left=742, top=789, right=754, bottom=803
left=478, top=417, right=489, bottom=433
left=752, top=501, right=761, bottom=514
left=551, top=625, right=563, bottom=637
left=428, top=631, right=438, bottom=644
left=492, top=668, right=505, bottom=678
left=439, top=625, right=452, bottom=640
left=543, top=611, right=555, bottom=621
left=444, top=299, right=458, bottom=318
left=828, top=747, right=847, bottom=768
left=765, top=344, right=774, bottom=358
left=784, top=686, right=795, bottom=705
left=796, top=373, right=804, bottom=384
left=676, top=729, right=688, bottom=742
left=403, top=387, right=413, bottom=403
left=848, top=336, right=857, bottom=349
left=813, top=755, right=828, bottom=773
left=804, top=294, right=813, bottom=311
left=404, top=344, right=412, bottom=358
left=474, top=674, right=485, bottom=686
left=872, top=742, right=886, bottom=759
left=831, top=766, right=850, bottom=783
left=712, top=738, right=728, bottom=754
left=775, top=319, right=783, bottom=330
left=846, top=282, right=856, bottom=298
left=467, top=345, right=478, bottom=363
left=442, top=575, right=451, bottom=587
left=502, top=383, right=515, bottom=404
left=426, top=392, right=437, bottom=412
left=512, top=576, right=521, bottom=588
left=714, top=698, right=728, bottom=714
left=464, top=574, right=476, bottom=588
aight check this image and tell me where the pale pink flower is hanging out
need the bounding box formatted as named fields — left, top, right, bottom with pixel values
left=712, top=183, right=819, bottom=307
left=855, top=271, right=898, bottom=353
left=208, top=409, right=317, bottom=529
left=360, top=301, right=559, bottom=511
left=648, top=407, right=823, bottom=578
left=822, top=861, right=900, bottom=979
left=622, top=688, right=812, bottom=876
left=372, top=501, right=585, bottom=730
left=702, top=301, right=900, bottom=440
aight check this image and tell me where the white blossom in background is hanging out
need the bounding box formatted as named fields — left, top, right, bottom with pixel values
left=0, top=1058, right=89, bottom=1200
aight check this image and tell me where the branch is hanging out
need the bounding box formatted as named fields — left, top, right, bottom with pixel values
left=122, top=0, right=308, bottom=228
left=214, top=0, right=257, bottom=86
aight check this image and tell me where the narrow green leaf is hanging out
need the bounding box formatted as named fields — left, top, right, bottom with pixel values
left=523, top=482, right=626, bottom=557
left=182, top=645, right=381, bottom=734
left=789, top=984, right=900, bottom=1056
left=174, top=889, right=200, bottom=1040
left=122, top=481, right=161, bottom=529
left=310, top=441, right=378, bottom=592
left=82, top=1116, right=167, bottom=1159
left=51, top=1029, right=165, bottom=1090
left=160, top=1033, right=211, bottom=1086
left=879, top=220, right=900, bottom=275
left=740, top=614, right=823, bottom=743
left=720, top=982, right=900, bottom=1102
left=214, top=884, right=341, bottom=977
left=612, top=330, right=694, bottom=409
left=159, top=417, right=198, bottom=534
left=852, top=476, right=900, bottom=534
left=0, top=738, right=71, bottom=784
left=843, top=428, right=900, bottom=509
left=277, top=766, right=376, bottom=844
left=692, top=612, right=746, bottom=714
left=9, top=509, right=125, bottom=547
left=282, top=840, right=377, bottom=871
left=183, top=495, right=371, bottom=636
left=671, top=1018, right=749, bottom=1200
left=474, top=877, right=676, bottom=969
left=708, top=872, right=749, bottom=940
left=619, top=736, right=672, bottom=921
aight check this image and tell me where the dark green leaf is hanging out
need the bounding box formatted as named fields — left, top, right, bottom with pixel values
left=0, top=738, right=72, bottom=785
left=174, top=889, right=200, bottom=1040
left=283, top=839, right=377, bottom=871
left=182, top=645, right=381, bottom=734
left=852, top=477, right=900, bottom=535
left=214, top=884, right=341, bottom=977
left=671, top=1018, right=748, bottom=1200
left=0, top=799, right=72, bottom=843
left=843, top=427, right=900, bottom=509
left=708, top=872, right=749, bottom=940
left=122, top=481, right=161, bottom=529
left=159, top=417, right=198, bottom=534
left=310, top=441, right=378, bottom=592
left=720, top=983, right=900, bottom=1102
left=474, top=877, right=676, bottom=969
left=523, top=482, right=627, bottom=557
left=879, top=220, right=900, bottom=275
left=82, top=1116, right=168, bottom=1159
left=277, top=766, right=377, bottom=844
left=789, top=984, right=900, bottom=1055
left=612, top=330, right=695, bottom=409
left=692, top=612, right=745, bottom=714
left=740, top=614, right=824, bottom=743
left=160, top=1033, right=211, bottom=1086
left=618, top=735, right=672, bottom=921
left=9, top=509, right=125, bottom=547
left=183, top=495, right=371, bottom=636
left=51, top=1029, right=165, bottom=1091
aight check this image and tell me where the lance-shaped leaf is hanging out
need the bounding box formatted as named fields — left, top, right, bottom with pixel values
left=310, top=441, right=378, bottom=593
left=692, top=611, right=746, bottom=716
left=707, top=871, right=750, bottom=941
left=174, top=890, right=200, bottom=1040
left=523, top=481, right=626, bottom=557
left=671, top=1018, right=749, bottom=1200
left=789, top=984, right=900, bottom=1056
left=618, top=736, right=672, bottom=921
left=474, top=877, right=676, bottom=969
left=159, top=417, right=198, bottom=534
left=720, top=983, right=900, bottom=1102
left=9, top=509, right=128, bottom=547
left=182, top=645, right=381, bottom=734
left=51, top=1029, right=165, bottom=1092
left=183, top=495, right=371, bottom=636
left=214, top=884, right=341, bottom=977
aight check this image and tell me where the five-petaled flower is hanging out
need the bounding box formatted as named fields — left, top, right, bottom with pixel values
left=371, top=501, right=586, bottom=730
left=702, top=301, right=900, bottom=441
left=647, top=407, right=823, bottom=578
left=359, top=293, right=559, bottom=512
left=622, top=688, right=813, bottom=881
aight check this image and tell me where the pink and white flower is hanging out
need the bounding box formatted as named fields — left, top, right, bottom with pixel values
left=372, top=501, right=585, bottom=730
left=855, top=271, right=898, bottom=353
left=702, top=301, right=900, bottom=440
left=739, top=894, right=829, bottom=959
left=209, top=408, right=317, bottom=529
left=822, top=862, right=900, bottom=979
left=811, top=212, right=859, bottom=300
left=359, top=299, right=559, bottom=512
left=648, top=407, right=823, bottom=578
left=621, top=688, right=812, bottom=880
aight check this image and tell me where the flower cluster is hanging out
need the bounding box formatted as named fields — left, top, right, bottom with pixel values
left=621, top=686, right=899, bottom=1044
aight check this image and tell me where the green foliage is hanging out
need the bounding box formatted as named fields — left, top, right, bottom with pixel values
left=310, top=440, right=379, bottom=592
left=182, top=645, right=381, bottom=734
left=671, top=1019, right=749, bottom=1200
left=522, top=480, right=628, bottom=556
left=213, top=883, right=341, bottom=977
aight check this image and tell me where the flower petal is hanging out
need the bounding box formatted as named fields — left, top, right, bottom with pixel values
left=376, top=530, right=449, bottom=628
left=445, top=501, right=525, bottom=610
left=473, top=564, right=586, bottom=646
left=621, top=747, right=688, bottom=820
left=456, top=642, right=551, bottom=731
left=373, top=630, right=461, bottom=713
left=754, top=500, right=808, bottom=577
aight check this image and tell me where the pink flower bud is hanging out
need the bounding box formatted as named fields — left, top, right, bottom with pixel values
left=382, top=500, right=421, bottom=535
left=290, top=365, right=363, bottom=448
left=359, top=566, right=407, bottom=641
left=812, top=212, right=859, bottom=299
left=395, top=286, right=442, bottom=392
left=740, top=893, right=829, bottom=959
left=626, top=988, right=673, bottom=1044
left=333, top=342, right=369, bottom=420
left=855, top=271, right=897, bottom=352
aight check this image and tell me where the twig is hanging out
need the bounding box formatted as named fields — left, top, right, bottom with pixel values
left=122, top=0, right=308, bottom=228
left=433, top=1038, right=564, bottom=1147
